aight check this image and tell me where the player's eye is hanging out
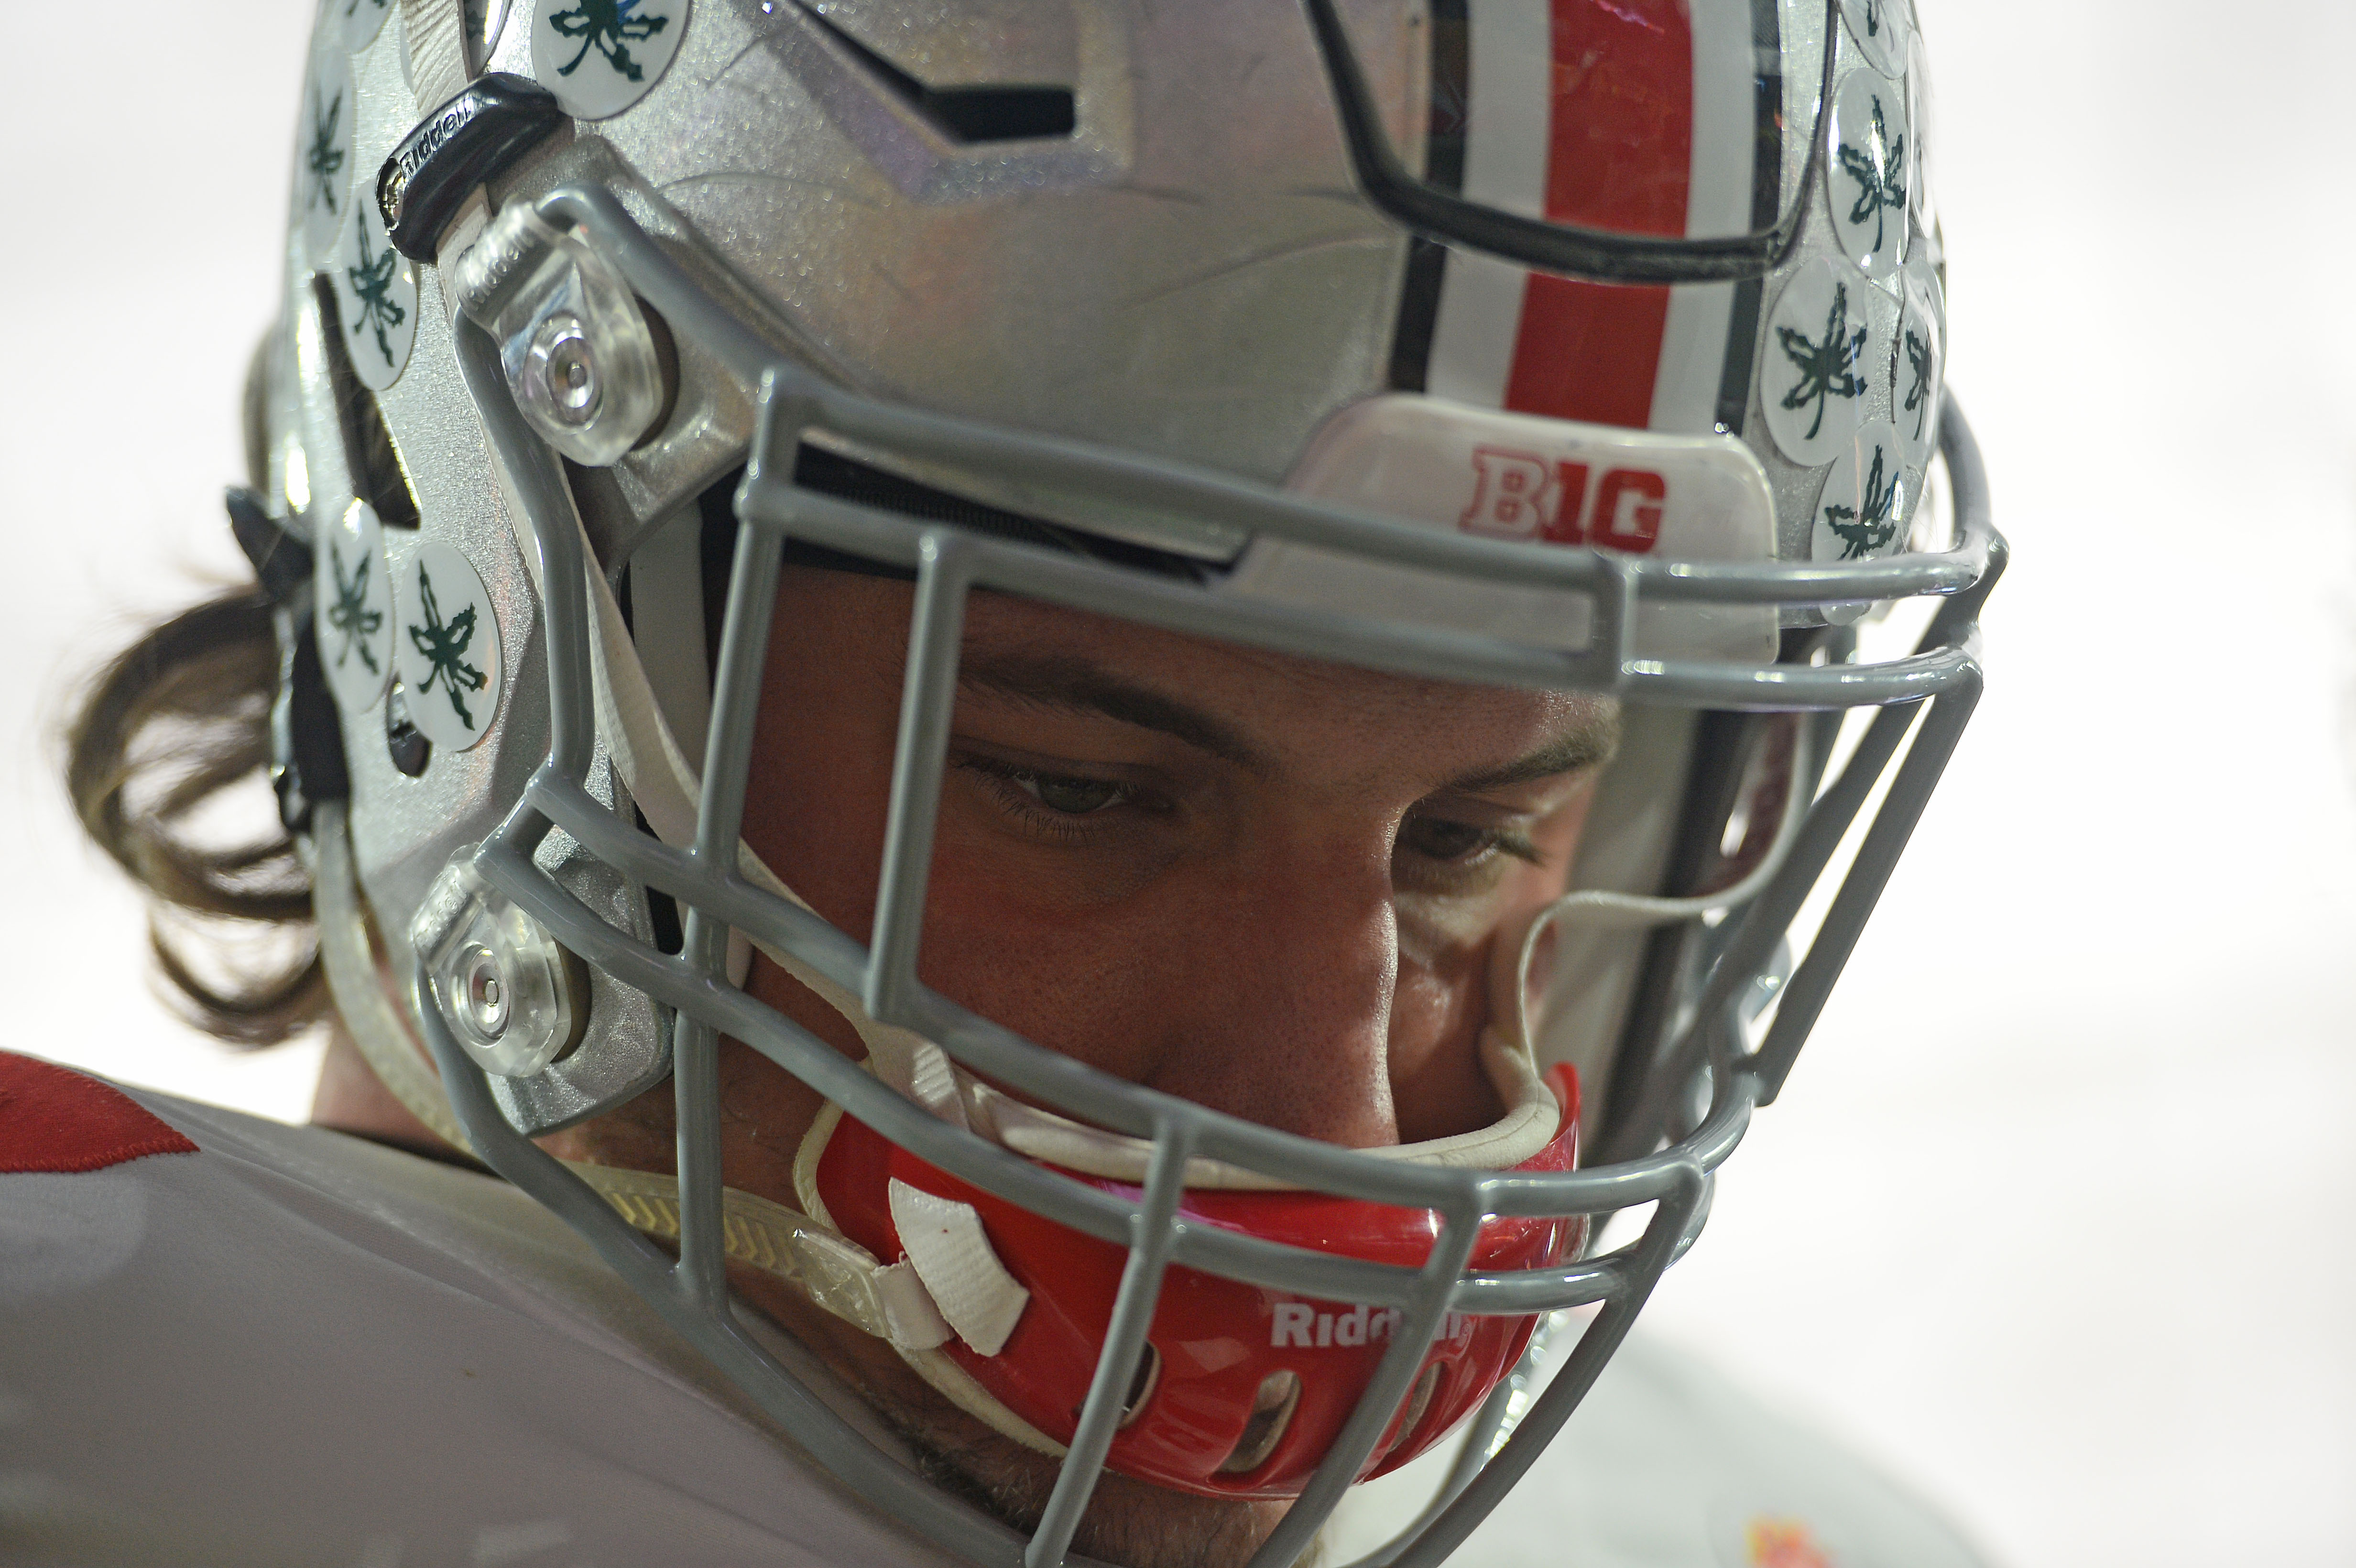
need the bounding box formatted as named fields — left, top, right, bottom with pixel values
left=1396, top=813, right=1541, bottom=869
left=1400, top=815, right=1491, bottom=863
left=956, top=751, right=1142, bottom=824
left=1017, top=770, right=1127, bottom=815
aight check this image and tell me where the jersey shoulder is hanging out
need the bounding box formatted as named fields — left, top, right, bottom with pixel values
left=1333, top=1327, right=1991, bottom=1568
left=0, top=1047, right=199, bottom=1171
left=0, top=1050, right=951, bottom=1568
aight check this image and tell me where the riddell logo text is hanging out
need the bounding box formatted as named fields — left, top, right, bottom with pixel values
left=1458, top=446, right=1666, bottom=554
left=1269, top=1302, right=1474, bottom=1349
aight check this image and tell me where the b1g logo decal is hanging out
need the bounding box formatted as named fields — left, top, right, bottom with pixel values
left=1241, top=393, right=1782, bottom=662
left=1459, top=448, right=1667, bottom=554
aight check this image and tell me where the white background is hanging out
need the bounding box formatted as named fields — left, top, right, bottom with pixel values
left=2, top=3, right=2351, bottom=1565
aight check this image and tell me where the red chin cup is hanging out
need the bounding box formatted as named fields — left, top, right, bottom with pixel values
left=814, top=1066, right=1584, bottom=1499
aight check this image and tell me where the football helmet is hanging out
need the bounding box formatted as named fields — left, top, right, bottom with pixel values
left=244, top=0, right=2000, bottom=1563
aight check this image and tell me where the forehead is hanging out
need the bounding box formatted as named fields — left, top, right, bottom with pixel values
left=955, top=585, right=1613, bottom=785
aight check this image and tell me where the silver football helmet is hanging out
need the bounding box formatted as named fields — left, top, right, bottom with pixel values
left=248, top=0, right=1998, bottom=1562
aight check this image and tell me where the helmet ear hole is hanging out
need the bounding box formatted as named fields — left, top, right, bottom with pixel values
left=1116, top=1342, right=1162, bottom=1429
left=1215, top=1369, right=1302, bottom=1476
left=385, top=681, right=431, bottom=777
left=1385, top=1362, right=1444, bottom=1464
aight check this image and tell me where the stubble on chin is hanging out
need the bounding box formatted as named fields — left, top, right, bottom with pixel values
left=731, top=1264, right=1296, bottom=1568
left=859, top=1376, right=1299, bottom=1568
left=558, top=1090, right=1316, bottom=1568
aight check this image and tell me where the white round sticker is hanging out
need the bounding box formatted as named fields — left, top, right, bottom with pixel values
left=1893, top=255, right=1945, bottom=474
left=1838, top=0, right=1911, bottom=80
left=1906, top=27, right=1938, bottom=237
left=329, top=194, right=418, bottom=391
left=340, top=0, right=396, bottom=51
left=316, top=500, right=396, bottom=714
left=394, top=543, right=505, bottom=751
left=1810, top=418, right=1912, bottom=565
left=531, top=0, right=687, bottom=120
left=1825, top=68, right=1910, bottom=281
left=298, top=44, right=357, bottom=268
left=1760, top=258, right=1885, bottom=469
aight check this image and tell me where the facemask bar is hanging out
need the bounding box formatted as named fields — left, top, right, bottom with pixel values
left=1302, top=0, right=1839, bottom=285
left=417, top=185, right=1999, bottom=1568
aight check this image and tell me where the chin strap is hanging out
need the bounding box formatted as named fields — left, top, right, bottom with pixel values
left=312, top=805, right=943, bottom=1352
left=310, top=798, right=1074, bottom=1455
left=1511, top=715, right=1814, bottom=1053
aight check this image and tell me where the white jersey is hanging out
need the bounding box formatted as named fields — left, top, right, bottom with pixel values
left=0, top=1052, right=1985, bottom=1568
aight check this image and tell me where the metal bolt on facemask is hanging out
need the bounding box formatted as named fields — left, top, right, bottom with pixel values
left=449, top=204, right=665, bottom=467
left=412, top=848, right=590, bottom=1078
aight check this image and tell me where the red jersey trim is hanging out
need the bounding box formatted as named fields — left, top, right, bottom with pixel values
left=0, top=1051, right=200, bottom=1173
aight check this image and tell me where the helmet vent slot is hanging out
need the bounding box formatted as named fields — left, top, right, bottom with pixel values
left=796, top=5, right=1075, bottom=144
left=920, top=85, right=1076, bottom=144
left=1215, top=1369, right=1301, bottom=1475
left=309, top=276, right=421, bottom=530
left=778, top=444, right=1212, bottom=583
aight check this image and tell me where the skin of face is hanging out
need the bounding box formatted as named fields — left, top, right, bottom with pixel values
left=321, top=564, right=1616, bottom=1568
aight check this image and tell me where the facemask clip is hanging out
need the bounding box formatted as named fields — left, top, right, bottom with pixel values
left=412, top=848, right=590, bottom=1078
left=451, top=204, right=667, bottom=467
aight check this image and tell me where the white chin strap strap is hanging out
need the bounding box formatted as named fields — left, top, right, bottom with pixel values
left=1509, top=717, right=1813, bottom=1056
left=313, top=803, right=1073, bottom=1455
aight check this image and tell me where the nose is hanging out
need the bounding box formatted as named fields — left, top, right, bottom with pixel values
left=1140, top=834, right=1402, bottom=1148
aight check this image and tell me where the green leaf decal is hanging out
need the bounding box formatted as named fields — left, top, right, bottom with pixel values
left=1835, top=92, right=1908, bottom=255
left=1822, top=443, right=1900, bottom=561
left=305, top=84, right=345, bottom=218
left=407, top=566, right=490, bottom=730
left=1902, top=325, right=1934, bottom=442
left=547, top=0, right=670, bottom=82
left=326, top=537, right=382, bottom=675
left=344, top=212, right=408, bottom=370
left=1776, top=279, right=1870, bottom=440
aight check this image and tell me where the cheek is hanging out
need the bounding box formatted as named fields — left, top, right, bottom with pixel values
left=1394, top=777, right=1603, bottom=1043
left=737, top=627, right=1162, bottom=1081
left=914, top=848, right=1177, bottom=1080
left=1527, top=775, right=1602, bottom=891
left=739, top=591, right=907, bottom=942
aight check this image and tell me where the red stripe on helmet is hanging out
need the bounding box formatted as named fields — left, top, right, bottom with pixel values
left=1502, top=0, right=1694, bottom=429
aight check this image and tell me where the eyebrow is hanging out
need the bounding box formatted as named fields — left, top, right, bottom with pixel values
left=958, top=654, right=1273, bottom=773
left=958, top=653, right=1619, bottom=793
left=1440, top=708, right=1621, bottom=795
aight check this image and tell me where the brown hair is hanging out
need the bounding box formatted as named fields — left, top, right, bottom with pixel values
left=62, top=338, right=327, bottom=1046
